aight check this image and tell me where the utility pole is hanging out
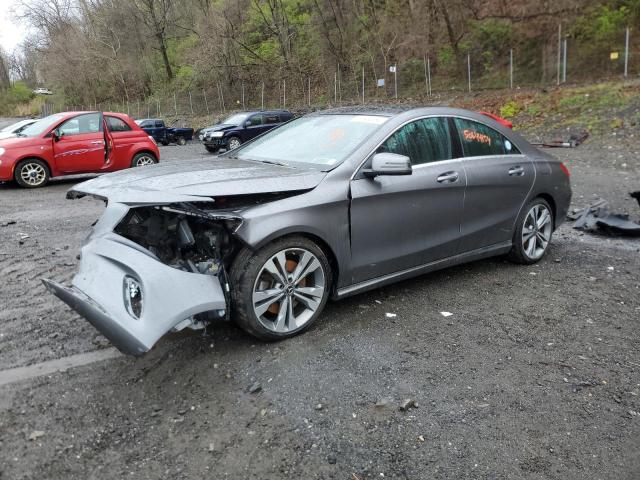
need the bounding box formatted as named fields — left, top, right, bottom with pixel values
left=467, top=54, right=471, bottom=92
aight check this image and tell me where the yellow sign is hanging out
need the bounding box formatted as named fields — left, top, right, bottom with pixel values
left=610, top=52, right=619, bottom=60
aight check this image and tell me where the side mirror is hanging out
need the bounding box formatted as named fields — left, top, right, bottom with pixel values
left=363, top=152, right=412, bottom=178
left=51, top=129, right=60, bottom=142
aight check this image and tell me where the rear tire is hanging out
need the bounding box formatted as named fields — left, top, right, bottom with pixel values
left=230, top=236, right=332, bottom=341
left=131, top=152, right=157, bottom=167
left=507, top=197, right=554, bottom=264
left=177, top=136, right=187, bottom=146
left=14, top=159, right=50, bottom=188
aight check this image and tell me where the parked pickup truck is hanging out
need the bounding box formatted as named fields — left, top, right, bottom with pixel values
left=135, top=118, right=194, bottom=146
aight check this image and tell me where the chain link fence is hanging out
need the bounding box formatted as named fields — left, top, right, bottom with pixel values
left=41, top=26, right=639, bottom=122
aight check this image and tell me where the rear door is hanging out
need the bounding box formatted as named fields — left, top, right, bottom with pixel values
left=262, top=113, right=282, bottom=134
left=243, top=114, right=265, bottom=140
left=52, top=112, right=107, bottom=173
left=349, top=117, right=467, bottom=283
left=452, top=117, right=534, bottom=252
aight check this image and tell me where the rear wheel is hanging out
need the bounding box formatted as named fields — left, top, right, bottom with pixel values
left=14, top=159, right=50, bottom=188
left=228, top=136, right=242, bottom=150
left=230, top=236, right=331, bottom=341
left=177, top=136, right=187, bottom=146
left=507, top=198, right=554, bottom=264
left=131, top=152, right=157, bottom=167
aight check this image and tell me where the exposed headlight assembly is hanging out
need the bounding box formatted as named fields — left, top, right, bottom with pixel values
left=0, top=147, right=5, bottom=156
left=211, top=131, right=224, bottom=138
left=123, top=275, right=143, bottom=319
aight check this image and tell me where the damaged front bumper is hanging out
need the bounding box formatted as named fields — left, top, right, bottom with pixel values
left=43, top=201, right=231, bottom=356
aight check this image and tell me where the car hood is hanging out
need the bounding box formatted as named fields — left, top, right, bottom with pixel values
left=0, top=132, right=17, bottom=140
left=0, top=136, right=38, bottom=147
left=202, top=124, right=237, bottom=134
left=68, top=157, right=326, bottom=205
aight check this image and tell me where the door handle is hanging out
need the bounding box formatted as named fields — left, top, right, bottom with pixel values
left=90, top=140, right=104, bottom=145
left=436, top=171, right=459, bottom=183
left=508, top=166, right=525, bottom=176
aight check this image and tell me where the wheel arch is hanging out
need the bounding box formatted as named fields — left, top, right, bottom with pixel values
left=534, top=193, right=557, bottom=229
left=132, top=149, right=158, bottom=162
left=240, top=228, right=340, bottom=293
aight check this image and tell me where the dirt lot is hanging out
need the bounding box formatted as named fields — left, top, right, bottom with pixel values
left=0, top=129, right=639, bottom=479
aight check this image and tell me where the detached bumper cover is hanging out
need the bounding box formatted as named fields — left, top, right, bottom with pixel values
left=43, top=233, right=227, bottom=356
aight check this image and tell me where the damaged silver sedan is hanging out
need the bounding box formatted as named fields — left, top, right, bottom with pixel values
left=44, top=107, right=572, bottom=355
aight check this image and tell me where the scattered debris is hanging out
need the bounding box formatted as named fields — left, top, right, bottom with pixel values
left=532, top=130, right=589, bottom=148
left=28, top=430, right=45, bottom=441
left=399, top=398, right=418, bottom=411
left=570, top=193, right=640, bottom=237
left=314, top=403, right=323, bottom=411
left=418, top=435, right=425, bottom=442
left=248, top=382, right=262, bottom=394
left=208, top=442, right=215, bottom=452
left=385, top=312, right=397, bottom=318
left=327, top=454, right=337, bottom=464
left=374, top=398, right=393, bottom=409
left=1, top=220, right=16, bottom=227
left=440, top=311, right=453, bottom=317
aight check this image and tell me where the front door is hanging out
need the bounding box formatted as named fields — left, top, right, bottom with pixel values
left=53, top=112, right=106, bottom=174
left=349, top=117, right=467, bottom=284
left=452, top=117, right=535, bottom=252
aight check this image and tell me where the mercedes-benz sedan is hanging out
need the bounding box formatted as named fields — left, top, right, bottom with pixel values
left=44, top=107, right=571, bottom=355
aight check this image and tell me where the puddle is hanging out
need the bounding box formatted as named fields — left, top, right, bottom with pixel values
left=0, top=348, right=121, bottom=386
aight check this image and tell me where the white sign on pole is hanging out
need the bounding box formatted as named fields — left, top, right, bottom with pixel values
left=377, top=78, right=385, bottom=87
left=389, top=65, right=396, bottom=73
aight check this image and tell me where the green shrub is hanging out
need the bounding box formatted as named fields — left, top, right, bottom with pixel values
left=500, top=100, right=521, bottom=118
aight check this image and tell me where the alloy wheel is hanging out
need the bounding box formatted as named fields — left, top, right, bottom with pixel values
left=522, top=204, right=552, bottom=260
left=252, top=248, right=326, bottom=333
left=228, top=138, right=241, bottom=150
left=135, top=155, right=155, bottom=167
left=20, top=162, right=47, bottom=186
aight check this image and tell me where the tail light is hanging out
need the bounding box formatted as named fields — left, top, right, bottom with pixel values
left=559, top=162, right=570, bottom=177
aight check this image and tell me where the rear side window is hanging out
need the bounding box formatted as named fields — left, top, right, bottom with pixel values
left=377, top=117, right=452, bottom=166
left=454, top=118, right=520, bottom=157
left=154, top=120, right=164, bottom=128
left=264, top=114, right=280, bottom=124
left=106, top=116, right=131, bottom=132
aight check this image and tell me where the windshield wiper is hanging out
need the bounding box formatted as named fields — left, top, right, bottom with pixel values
left=257, top=159, right=288, bottom=167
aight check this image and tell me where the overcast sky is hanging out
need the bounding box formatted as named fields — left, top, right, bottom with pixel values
left=0, top=1, right=28, bottom=53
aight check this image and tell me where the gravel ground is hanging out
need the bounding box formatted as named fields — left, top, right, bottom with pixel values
left=0, top=134, right=639, bottom=479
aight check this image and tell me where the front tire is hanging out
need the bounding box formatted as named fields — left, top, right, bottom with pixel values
left=508, top=198, right=554, bottom=264
left=228, top=136, right=242, bottom=150
left=14, top=159, right=50, bottom=188
left=131, top=152, right=157, bottom=167
left=230, top=236, right=332, bottom=341
left=205, top=146, right=217, bottom=153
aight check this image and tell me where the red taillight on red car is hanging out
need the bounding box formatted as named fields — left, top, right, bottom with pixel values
left=559, top=162, right=570, bottom=177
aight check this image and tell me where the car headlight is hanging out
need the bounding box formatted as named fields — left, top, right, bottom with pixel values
left=123, top=276, right=143, bottom=319
left=211, top=131, right=224, bottom=138
left=0, top=147, right=5, bottom=156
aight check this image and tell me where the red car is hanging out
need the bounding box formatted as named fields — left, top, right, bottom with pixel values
left=0, top=111, right=160, bottom=188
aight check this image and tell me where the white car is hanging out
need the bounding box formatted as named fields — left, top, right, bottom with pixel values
left=33, top=87, right=53, bottom=95
left=0, top=118, right=38, bottom=139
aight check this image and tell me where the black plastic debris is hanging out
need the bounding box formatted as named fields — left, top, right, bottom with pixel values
left=571, top=192, right=640, bottom=237
left=532, top=131, right=589, bottom=148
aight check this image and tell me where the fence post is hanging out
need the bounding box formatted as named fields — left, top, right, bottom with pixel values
left=308, top=77, right=311, bottom=107
left=156, top=99, right=160, bottom=116
left=241, top=82, right=245, bottom=109
left=173, top=92, right=178, bottom=116
left=283, top=79, right=286, bottom=108
left=362, top=66, right=365, bottom=104
left=334, top=71, right=337, bottom=103
left=624, top=27, right=630, bottom=77
left=188, top=91, right=194, bottom=115
left=509, top=49, right=514, bottom=89
left=203, top=90, right=209, bottom=115
left=562, top=36, right=567, bottom=83
left=467, top=54, right=471, bottom=92
left=394, top=64, right=398, bottom=99
left=217, top=83, right=225, bottom=112
left=261, top=82, right=265, bottom=110
left=557, top=24, right=562, bottom=85
left=147, top=103, right=150, bottom=118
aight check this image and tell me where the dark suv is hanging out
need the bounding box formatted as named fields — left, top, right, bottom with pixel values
left=200, top=110, right=293, bottom=153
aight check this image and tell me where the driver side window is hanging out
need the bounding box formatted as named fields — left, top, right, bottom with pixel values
left=58, top=113, right=101, bottom=136
left=377, top=117, right=452, bottom=165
